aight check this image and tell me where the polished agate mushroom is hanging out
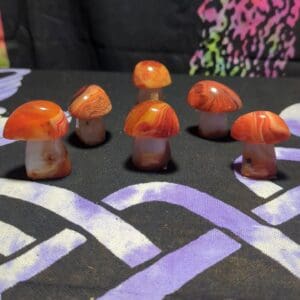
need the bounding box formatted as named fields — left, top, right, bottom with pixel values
left=3, top=100, right=71, bottom=179
left=231, top=111, right=290, bottom=179
left=187, top=80, right=242, bottom=138
left=124, top=100, right=179, bottom=170
left=69, top=85, right=112, bottom=145
left=133, top=60, right=171, bottom=103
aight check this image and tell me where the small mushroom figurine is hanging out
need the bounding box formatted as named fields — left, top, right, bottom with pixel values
left=187, top=80, right=242, bottom=138
left=3, top=100, right=71, bottom=180
left=124, top=100, right=179, bottom=170
left=231, top=111, right=290, bottom=179
left=69, top=85, right=112, bottom=145
left=133, top=60, right=171, bottom=103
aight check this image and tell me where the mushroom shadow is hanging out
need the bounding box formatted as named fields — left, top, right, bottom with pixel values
left=5, top=165, right=28, bottom=180
left=230, top=162, right=289, bottom=181
left=123, top=157, right=179, bottom=174
left=67, top=131, right=112, bottom=149
left=186, top=126, right=235, bottom=143
left=4, top=165, right=70, bottom=182
left=274, top=170, right=289, bottom=181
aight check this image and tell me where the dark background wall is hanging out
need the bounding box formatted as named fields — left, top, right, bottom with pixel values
left=1, top=0, right=300, bottom=76
left=0, top=0, right=199, bottom=72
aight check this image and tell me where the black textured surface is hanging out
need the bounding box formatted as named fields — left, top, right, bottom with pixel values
left=2, top=1, right=300, bottom=76
left=0, top=71, right=299, bottom=299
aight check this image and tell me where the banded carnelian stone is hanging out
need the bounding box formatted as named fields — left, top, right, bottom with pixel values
left=4, top=100, right=68, bottom=141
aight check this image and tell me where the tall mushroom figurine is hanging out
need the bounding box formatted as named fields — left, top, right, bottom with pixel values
left=124, top=100, right=179, bottom=171
left=133, top=60, right=172, bottom=103
left=187, top=80, right=242, bottom=138
left=3, top=100, right=71, bottom=180
left=231, top=111, right=290, bottom=179
left=69, top=85, right=112, bottom=145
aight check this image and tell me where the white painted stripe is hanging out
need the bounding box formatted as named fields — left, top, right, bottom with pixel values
left=0, top=107, right=6, bottom=115
left=0, top=220, right=36, bottom=256
left=99, top=229, right=241, bottom=300
left=252, top=186, right=300, bottom=225
left=0, top=69, right=31, bottom=102
left=0, top=117, right=7, bottom=136
left=0, top=228, right=86, bottom=294
left=275, top=147, right=300, bottom=162
left=103, top=182, right=300, bottom=278
left=0, top=179, right=161, bottom=267
left=0, top=117, right=15, bottom=147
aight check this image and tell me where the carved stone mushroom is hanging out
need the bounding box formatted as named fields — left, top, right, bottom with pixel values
left=4, top=100, right=71, bottom=179
left=231, top=111, right=290, bottom=179
left=124, top=100, right=179, bottom=171
left=187, top=80, right=242, bottom=138
left=133, top=60, right=171, bottom=103
left=69, top=85, right=112, bottom=145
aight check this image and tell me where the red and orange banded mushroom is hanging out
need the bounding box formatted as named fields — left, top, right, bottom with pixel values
left=69, top=85, right=112, bottom=145
left=231, top=111, right=290, bottom=179
left=124, top=100, right=179, bottom=170
left=187, top=80, right=242, bottom=138
left=133, top=60, right=172, bottom=103
left=3, top=100, right=71, bottom=179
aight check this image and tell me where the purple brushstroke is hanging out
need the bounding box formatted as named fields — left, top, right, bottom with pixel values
left=102, top=182, right=300, bottom=278
left=0, top=69, right=31, bottom=101
left=285, top=120, right=300, bottom=137
left=275, top=147, right=300, bottom=162
left=0, top=221, right=35, bottom=256
left=279, top=103, right=300, bottom=137
left=99, top=229, right=240, bottom=300
left=0, top=229, right=86, bottom=294
left=253, top=186, right=300, bottom=225
left=0, top=117, right=12, bottom=146
left=0, top=179, right=161, bottom=267
left=0, top=137, right=14, bottom=147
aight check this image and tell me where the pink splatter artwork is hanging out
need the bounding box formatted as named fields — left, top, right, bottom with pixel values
left=190, top=1, right=300, bottom=77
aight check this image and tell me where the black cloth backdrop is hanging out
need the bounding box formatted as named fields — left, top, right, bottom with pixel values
left=1, top=0, right=198, bottom=72
left=1, top=0, right=300, bottom=75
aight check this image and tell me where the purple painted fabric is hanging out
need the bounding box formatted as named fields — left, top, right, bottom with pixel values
left=99, top=229, right=240, bottom=300
left=103, top=181, right=300, bottom=278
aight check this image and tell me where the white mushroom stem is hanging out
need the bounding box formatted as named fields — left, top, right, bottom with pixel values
left=76, top=118, right=106, bottom=145
left=198, top=111, right=228, bottom=138
left=132, top=137, right=170, bottom=170
left=138, top=88, right=163, bottom=103
left=25, top=139, right=71, bottom=180
left=241, top=143, right=277, bottom=179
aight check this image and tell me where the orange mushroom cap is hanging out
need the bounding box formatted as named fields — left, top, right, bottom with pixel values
left=133, top=60, right=172, bottom=89
left=69, top=85, right=112, bottom=120
left=231, top=111, right=290, bottom=144
left=124, top=100, right=179, bottom=138
left=4, top=100, right=68, bottom=141
left=187, top=80, right=242, bottom=113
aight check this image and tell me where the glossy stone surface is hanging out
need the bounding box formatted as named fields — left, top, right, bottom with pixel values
left=187, top=80, right=242, bottom=113
left=4, top=100, right=68, bottom=141
left=124, top=100, right=179, bottom=138
left=198, top=111, right=228, bottom=138
left=133, top=60, right=171, bottom=89
left=69, top=85, right=112, bottom=120
left=132, top=137, right=170, bottom=171
left=25, top=139, right=71, bottom=179
left=240, top=143, right=277, bottom=179
left=231, top=111, right=290, bottom=144
left=76, top=118, right=106, bottom=146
